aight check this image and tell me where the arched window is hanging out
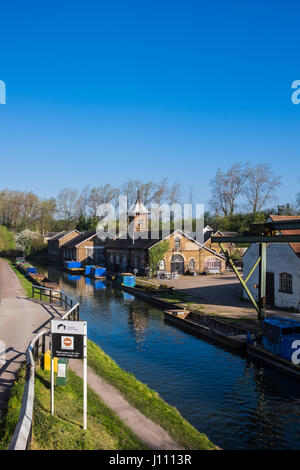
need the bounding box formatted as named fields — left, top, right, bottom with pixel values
left=189, top=258, right=195, bottom=271
left=174, top=237, right=181, bottom=250
left=159, top=259, right=165, bottom=271
left=280, top=273, right=293, bottom=294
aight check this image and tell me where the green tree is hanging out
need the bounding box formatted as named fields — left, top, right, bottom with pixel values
left=0, top=225, right=15, bottom=253
left=148, top=240, right=170, bottom=276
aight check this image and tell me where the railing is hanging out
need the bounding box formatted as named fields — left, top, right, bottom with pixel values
left=9, top=285, right=80, bottom=450
left=8, top=329, right=47, bottom=450
left=32, top=285, right=79, bottom=321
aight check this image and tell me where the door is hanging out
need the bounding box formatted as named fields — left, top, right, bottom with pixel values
left=266, top=272, right=275, bottom=306
left=171, top=254, right=184, bottom=274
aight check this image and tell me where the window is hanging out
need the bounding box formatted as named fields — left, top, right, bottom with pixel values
left=189, top=258, right=195, bottom=271
left=174, top=237, right=181, bottom=250
left=205, top=258, right=221, bottom=269
left=159, top=259, right=165, bottom=271
left=280, top=273, right=293, bottom=294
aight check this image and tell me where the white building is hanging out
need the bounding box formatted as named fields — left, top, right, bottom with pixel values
left=243, top=215, right=300, bottom=311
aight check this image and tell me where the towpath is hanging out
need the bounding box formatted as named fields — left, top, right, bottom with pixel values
left=0, top=259, right=58, bottom=419
left=0, top=259, right=183, bottom=450
left=70, top=359, right=184, bottom=450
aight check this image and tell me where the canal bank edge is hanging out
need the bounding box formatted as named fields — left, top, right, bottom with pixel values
left=85, top=340, right=216, bottom=450
left=1, top=259, right=216, bottom=450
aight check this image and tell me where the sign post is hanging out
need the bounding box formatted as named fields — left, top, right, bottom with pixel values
left=50, top=319, right=87, bottom=429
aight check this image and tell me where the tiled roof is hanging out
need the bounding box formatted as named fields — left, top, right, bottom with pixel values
left=63, top=230, right=116, bottom=248
left=44, top=231, right=62, bottom=239
left=269, top=214, right=300, bottom=257
left=106, top=231, right=164, bottom=250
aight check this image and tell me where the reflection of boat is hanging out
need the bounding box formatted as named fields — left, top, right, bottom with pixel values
left=164, top=309, right=249, bottom=351
left=123, top=292, right=135, bottom=302
left=247, top=343, right=300, bottom=379
left=64, top=261, right=84, bottom=273
left=68, top=274, right=81, bottom=281
left=94, top=280, right=105, bottom=290
left=247, top=317, right=300, bottom=380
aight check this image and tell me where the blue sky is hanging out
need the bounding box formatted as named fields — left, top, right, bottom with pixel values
left=0, top=0, right=300, bottom=210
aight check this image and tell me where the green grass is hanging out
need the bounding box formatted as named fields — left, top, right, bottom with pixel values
left=0, top=365, right=27, bottom=449
left=32, top=368, right=148, bottom=450
left=6, top=259, right=33, bottom=297
left=87, top=340, right=216, bottom=450
left=5, top=258, right=51, bottom=301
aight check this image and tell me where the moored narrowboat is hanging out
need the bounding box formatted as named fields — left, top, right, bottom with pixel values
left=164, top=309, right=250, bottom=350
left=247, top=316, right=300, bottom=379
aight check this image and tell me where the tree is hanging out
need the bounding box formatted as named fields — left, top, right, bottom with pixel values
left=148, top=240, right=170, bottom=276
left=87, top=185, right=117, bottom=215
left=0, top=225, right=15, bottom=253
left=168, top=182, right=181, bottom=205
left=153, top=178, right=168, bottom=204
left=243, top=163, right=281, bottom=214
left=209, top=163, right=249, bottom=216
left=15, top=230, right=39, bottom=259
left=56, top=188, right=79, bottom=221
left=76, top=185, right=90, bottom=217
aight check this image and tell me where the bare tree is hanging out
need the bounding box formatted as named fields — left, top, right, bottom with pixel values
left=76, top=185, right=90, bottom=217
left=56, top=188, right=79, bottom=221
left=168, top=182, right=181, bottom=205
left=120, top=180, right=143, bottom=207
left=243, top=163, right=281, bottom=214
left=209, top=163, right=249, bottom=216
left=153, top=178, right=169, bottom=204
left=87, top=184, right=118, bottom=215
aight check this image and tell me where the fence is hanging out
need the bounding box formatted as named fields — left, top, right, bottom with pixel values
left=8, top=285, right=80, bottom=450
left=32, top=285, right=79, bottom=320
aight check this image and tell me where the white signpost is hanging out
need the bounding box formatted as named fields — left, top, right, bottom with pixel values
left=50, top=320, right=87, bottom=430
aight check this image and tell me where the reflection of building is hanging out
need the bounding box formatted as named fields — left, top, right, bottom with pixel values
left=128, top=308, right=149, bottom=344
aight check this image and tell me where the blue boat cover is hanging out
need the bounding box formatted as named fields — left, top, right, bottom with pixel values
left=27, top=267, right=37, bottom=274
left=64, top=261, right=82, bottom=269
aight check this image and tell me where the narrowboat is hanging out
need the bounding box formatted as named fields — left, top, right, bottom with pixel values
left=64, top=261, right=84, bottom=273
left=247, top=316, right=300, bottom=379
left=164, top=309, right=250, bottom=350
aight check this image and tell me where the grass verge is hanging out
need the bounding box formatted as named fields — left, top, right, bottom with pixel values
left=0, top=365, right=26, bottom=449
left=32, top=368, right=147, bottom=450
left=87, top=340, right=216, bottom=450
left=5, top=258, right=52, bottom=301
left=6, top=259, right=33, bottom=297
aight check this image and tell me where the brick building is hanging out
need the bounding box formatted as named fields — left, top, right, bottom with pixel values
left=62, top=230, right=113, bottom=266
left=47, top=230, right=80, bottom=264
left=105, top=195, right=226, bottom=274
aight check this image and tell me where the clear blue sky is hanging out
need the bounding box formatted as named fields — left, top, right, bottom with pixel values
left=0, top=0, right=300, bottom=210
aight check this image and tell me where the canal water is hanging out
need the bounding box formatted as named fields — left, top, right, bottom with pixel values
left=34, top=263, right=300, bottom=450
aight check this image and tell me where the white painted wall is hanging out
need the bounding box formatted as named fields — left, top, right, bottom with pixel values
left=243, top=243, right=300, bottom=311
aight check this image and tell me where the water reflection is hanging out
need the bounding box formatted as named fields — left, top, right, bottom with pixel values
left=32, top=263, right=300, bottom=450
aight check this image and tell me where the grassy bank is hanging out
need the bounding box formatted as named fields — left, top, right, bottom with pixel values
left=31, top=368, right=147, bottom=450
left=0, top=366, right=26, bottom=449
left=87, top=340, right=216, bottom=450
left=6, top=259, right=33, bottom=297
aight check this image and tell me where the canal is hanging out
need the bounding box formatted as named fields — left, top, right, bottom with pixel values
left=35, top=263, right=300, bottom=450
